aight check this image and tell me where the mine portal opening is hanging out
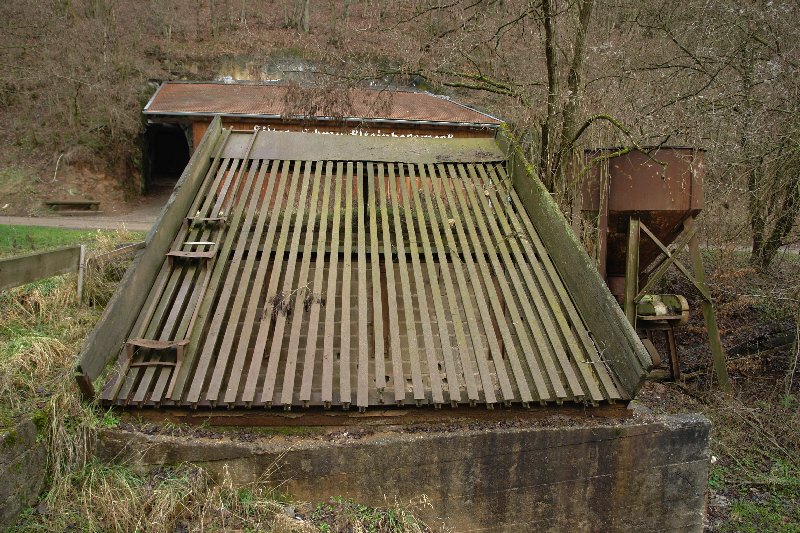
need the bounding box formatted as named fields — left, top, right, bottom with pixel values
left=147, top=123, right=191, bottom=194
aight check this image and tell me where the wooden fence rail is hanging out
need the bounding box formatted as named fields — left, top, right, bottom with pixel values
left=0, top=241, right=146, bottom=300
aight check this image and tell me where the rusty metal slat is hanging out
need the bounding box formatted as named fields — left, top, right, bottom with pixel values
left=475, top=163, right=592, bottom=400
left=321, top=162, right=344, bottom=407
left=376, top=162, right=406, bottom=404
left=338, top=162, right=354, bottom=408
left=355, top=162, right=370, bottom=409
left=366, top=163, right=386, bottom=396
left=386, top=163, right=425, bottom=403
left=445, top=163, right=520, bottom=404
left=399, top=163, right=444, bottom=406
left=432, top=163, right=499, bottom=405
left=411, top=164, right=462, bottom=405
left=299, top=161, right=334, bottom=404
left=201, top=159, right=268, bottom=404
left=281, top=161, right=325, bottom=408
left=422, top=163, right=479, bottom=404
left=462, top=164, right=559, bottom=403
left=262, top=161, right=314, bottom=406
left=225, top=160, right=283, bottom=405
left=494, top=164, right=617, bottom=401
left=246, top=160, right=302, bottom=406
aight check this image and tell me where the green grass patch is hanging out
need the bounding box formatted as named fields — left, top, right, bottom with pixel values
left=0, top=225, right=145, bottom=258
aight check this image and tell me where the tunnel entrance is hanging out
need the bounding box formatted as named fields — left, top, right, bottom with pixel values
left=145, top=123, right=190, bottom=194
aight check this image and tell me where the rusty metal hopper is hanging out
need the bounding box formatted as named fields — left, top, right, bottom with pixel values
left=581, top=148, right=705, bottom=295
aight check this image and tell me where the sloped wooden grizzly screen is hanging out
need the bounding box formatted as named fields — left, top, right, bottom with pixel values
left=102, top=137, right=624, bottom=410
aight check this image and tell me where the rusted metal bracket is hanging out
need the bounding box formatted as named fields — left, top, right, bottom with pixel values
left=122, top=338, right=189, bottom=401
left=166, top=249, right=216, bottom=267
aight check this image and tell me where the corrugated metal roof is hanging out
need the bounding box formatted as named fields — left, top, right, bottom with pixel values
left=144, top=82, right=502, bottom=126
left=100, top=130, right=627, bottom=410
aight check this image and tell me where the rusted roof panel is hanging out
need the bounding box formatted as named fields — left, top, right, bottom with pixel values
left=144, top=82, right=502, bottom=126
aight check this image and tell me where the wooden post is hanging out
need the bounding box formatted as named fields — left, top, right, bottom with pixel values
left=624, top=217, right=640, bottom=328
left=77, top=244, right=86, bottom=304
left=685, top=217, right=732, bottom=392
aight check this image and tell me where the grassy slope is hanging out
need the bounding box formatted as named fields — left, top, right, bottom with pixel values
left=0, top=225, right=431, bottom=532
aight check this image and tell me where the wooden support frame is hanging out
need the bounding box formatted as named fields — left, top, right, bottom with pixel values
left=626, top=216, right=731, bottom=392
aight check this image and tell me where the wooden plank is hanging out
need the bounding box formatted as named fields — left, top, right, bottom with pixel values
left=472, top=163, right=575, bottom=401
left=495, top=128, right=648, bottom=397
left=299, top=161, right=334, bottom=405
left=338, top=162, right=354, bottom=407
left=376, top=163, right=406, bottom=404
left=253, top=160, right=304, bottom=406
left=428, top=164, right=496, bottom=405
left=0, top=246, right=81, bottom=291
left=262, top=160, right=313, bottom=406
left=321, top=162, right=344, bottom=407
left=366, top=163, right=386, bottom=396
left=422, top=163, right=479, bottom=404
left=239, top=160, right=295, bottom=404
left=398, top=164, right=444, bottom=406
left=443, top=163, right=518, bottom=404
left=225, top=160, right=282, bottom=405
left=138, top=152, right=249, bottom=405
left=410, top=164, right=461, bottom=405
left=281, top=161, right=325, bottom=408
left=244, top=131, right=505, bottom=164
left=459, top=163, right=552, bottom=404
left=118, top=154, right=237, bottom=404
left=202, top=158, right=267, bottom=403
left=355, top=162, right=370, bottom=409
left=491, top=163, right=619, bottom=400
left=76, top=118, right=227, bottom=387
left=386, top=163, right=426, bottom=403
left=155, top=155, right=238, bottom=400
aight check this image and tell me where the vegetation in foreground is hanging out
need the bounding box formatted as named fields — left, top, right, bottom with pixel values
left=0, top=225, right=432, bottom=532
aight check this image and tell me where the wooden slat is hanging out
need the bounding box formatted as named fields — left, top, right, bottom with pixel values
left=299, top=161, right=334, bottom=404
left=437, top=163, right=512, bottom=404
left=376, top=163, right=406, bottom=404
left=262, top=161, right=313, bottom=406
left=410, top=164, right=461, bottom=405
left=444, top=163, right=520, bottom=404
left=386, top=163, right=425, bottom=403
left=426, top=164, right=496, bottom=405
left=321, top=162, right=344, bottom=406
left=339, top=162, right=354, bottom=407
left=202, top=158, right=267, bottom=404
left=492, top=164, right=619, bottom=401
left=366, top=163, right=386, bottom=396
left=355, top=162, right=370, bottom=409
left=254, top=160, right=305, bottom=406
left=225, top=160, right=282, bottom=405
left=398, top=163, right=443, bottom=406
left=460, top=163, right=558, bottom=403
left=281, top=161, right=325, bottom=408
left=239, top=160, right=296, bottom=404
left=422, top=163, right=479, bottom=404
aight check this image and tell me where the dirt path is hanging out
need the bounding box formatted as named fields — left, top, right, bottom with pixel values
left=0, top=214, right=154, bottom=232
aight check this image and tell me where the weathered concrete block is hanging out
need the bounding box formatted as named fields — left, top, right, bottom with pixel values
left=97, top=413, right=711, bottom=532
left=0, top=419, right=47, bottom=529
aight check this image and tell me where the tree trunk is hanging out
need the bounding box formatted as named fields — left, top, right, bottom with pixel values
left=210, top=0, right=218, bottom=36
left=301, top=0, right=310, bottom=32
left=541, top=0, right=559, bottom=191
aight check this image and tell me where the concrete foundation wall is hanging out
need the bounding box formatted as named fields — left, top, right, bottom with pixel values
left=0, top=419, right=47, bottom=529
left=98, top=413, right=711, bottom=532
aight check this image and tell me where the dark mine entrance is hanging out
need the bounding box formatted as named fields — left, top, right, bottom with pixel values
left=146, top=123, right=190, bottom=195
